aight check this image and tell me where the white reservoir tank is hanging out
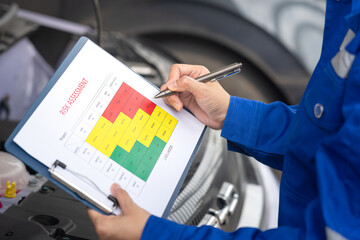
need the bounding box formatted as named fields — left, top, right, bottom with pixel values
left=0, top=151, right=30, bottom=195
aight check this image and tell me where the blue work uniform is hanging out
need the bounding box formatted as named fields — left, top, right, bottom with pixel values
left=141, top=0, right=360, bottom=239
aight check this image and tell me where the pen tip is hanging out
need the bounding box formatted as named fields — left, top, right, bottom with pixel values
left=154, top=92, right=164, bottom=99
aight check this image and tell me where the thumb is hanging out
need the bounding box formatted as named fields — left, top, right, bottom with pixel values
left=167, top=76, right=205, bottom=97
left=111, top=183, right=134, bottom=215
left=87, top=207, right=105, bottom=225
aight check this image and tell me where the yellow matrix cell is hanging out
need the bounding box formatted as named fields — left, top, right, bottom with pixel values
left=93, top=116, right=113, bottom=133
left=124, top=121, right=143, bottom=139
left=86, top=129, right=103, bottom=148
left=162, top=114, right=178, bottom=132
left=137, top=128, right=155, bottom=148
left=105, top=126, right=124, bottom=145
left=144, top=117, right=161, bottom=135
left=113, top=112, right=131, bottom=131
left=98, top=138, right=117, bottom=157
left=133, top=109, right=150, bottom=127
left=118, top=135, right=137, bottom=152
left=151, top=106, right=166, bottom=123
left=156, top=124, right=173, bottom=143
left=86, top=116, right=112, bottom=148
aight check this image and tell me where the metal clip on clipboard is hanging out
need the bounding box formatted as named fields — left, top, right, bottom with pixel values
left=49, top=160, right=119, bottom=214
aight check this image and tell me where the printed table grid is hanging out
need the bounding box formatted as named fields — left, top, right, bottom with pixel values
left=85, top=82, right=178, bottom=183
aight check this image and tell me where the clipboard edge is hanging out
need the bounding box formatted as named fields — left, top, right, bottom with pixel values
left=161, top=126, right=207, bottom=218
left=3, top=36, right=116, bottom=215
left=4, top=36, right=207, bottom=218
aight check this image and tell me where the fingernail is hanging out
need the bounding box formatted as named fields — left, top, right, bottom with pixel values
left=111, top=183, right=121, bottom=191
left=168, top=81, right=177, bottom=91
left=160, top=84, right=167, bottom=91
left=174, top=102, right=181, bottom=111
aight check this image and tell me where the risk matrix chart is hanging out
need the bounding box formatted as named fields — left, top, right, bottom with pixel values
left=66, top=79, right=177, bottom=195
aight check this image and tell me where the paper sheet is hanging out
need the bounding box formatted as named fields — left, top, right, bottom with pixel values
left=13, top=39, right=205, bottom=216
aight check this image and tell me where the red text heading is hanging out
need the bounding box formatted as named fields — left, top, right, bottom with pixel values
left=60, top=78, right=88, bottom=115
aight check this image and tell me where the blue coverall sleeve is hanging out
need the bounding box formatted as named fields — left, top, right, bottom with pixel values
left=315, top=53, right=360, bottom=239
left=221, top=96, right=298, bottom=170
left=141, top=215, right=303, bottom=240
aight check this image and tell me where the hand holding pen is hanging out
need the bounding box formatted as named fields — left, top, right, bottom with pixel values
left=155, top=62, right=242, bottom=98
left=159, top=63, right=242, bottom=130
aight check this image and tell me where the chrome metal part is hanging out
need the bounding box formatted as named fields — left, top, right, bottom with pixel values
left=198, top=182, right=239, bottom=228
left=198, top=214, right=220, bottom=228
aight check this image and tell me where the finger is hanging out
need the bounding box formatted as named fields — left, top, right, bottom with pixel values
left=167, top=64, right=183, bottom=83
left=160, top=84, right=167, bottom=91
left=168, top=76, right=206, bottom=98
left=168, top=64, right=209, bottom=82
left=87, top=208, right=105, bottom=225
left=87, top=208, right=115, bottom=239
left=111, top=183, right=134, bottom=215
left=162, top=93, right=182, bottom=111
left=159, top=84, right=170, bottom=106
left=166, top=93, right=183, bottom=111
left=160, top=81, right=183, bottom=111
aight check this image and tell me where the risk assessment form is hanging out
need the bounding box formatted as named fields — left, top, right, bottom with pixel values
left=13, top=38, right=205, bottom=216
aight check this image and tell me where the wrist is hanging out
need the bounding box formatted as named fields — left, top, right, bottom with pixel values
left=218, top=93, right=231, bottom=129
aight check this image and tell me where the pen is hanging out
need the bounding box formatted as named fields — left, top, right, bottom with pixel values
left=154, top=62, right=243, bottom=99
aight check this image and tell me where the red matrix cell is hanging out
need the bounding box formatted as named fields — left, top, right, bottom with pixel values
left=122, top=102, right=138, bottom=119
left=128, top=90, right=145, bottom=109
left=102, top=83, right=133, bottom=122
left=140, top=98, right=156, bottom=115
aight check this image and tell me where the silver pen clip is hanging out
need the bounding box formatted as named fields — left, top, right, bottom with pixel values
left=210, top=68, right=242, bottom=82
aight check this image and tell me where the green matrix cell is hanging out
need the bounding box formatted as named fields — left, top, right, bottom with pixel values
left=110, top=137, right=167, bottom=181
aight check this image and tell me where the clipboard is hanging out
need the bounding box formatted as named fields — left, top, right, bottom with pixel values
left=5, top=37, right=206, bottom=216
